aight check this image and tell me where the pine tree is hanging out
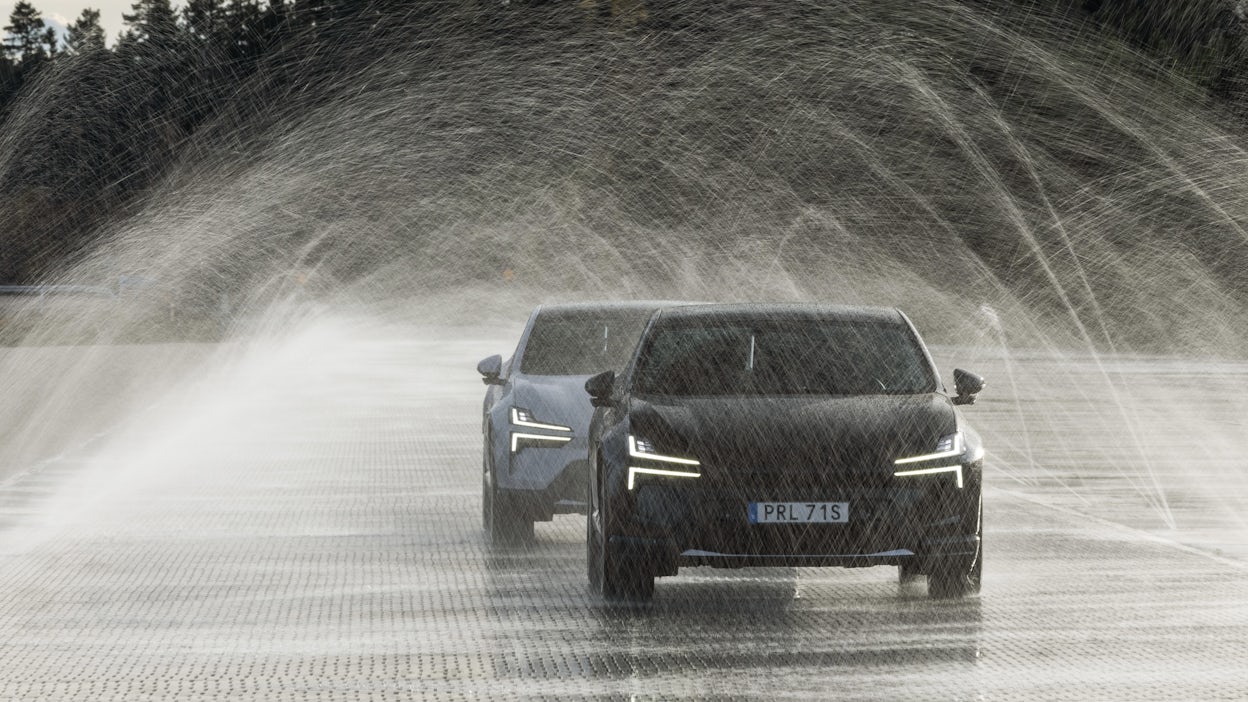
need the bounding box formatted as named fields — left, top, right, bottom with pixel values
left=3, top=1, right=47, bottom=65
left=224, top=0, right=265, bottom=54
left=41, top=23, right=57, bottom=58
left=0, top=52, right=15, bottom=98
left=290, top=0, right=334, bottom=29
left=184, top=0, right=226, bottom=42
left=120, top=0, right=179, bottom=50
left=66, top=8, right=106, bottom=54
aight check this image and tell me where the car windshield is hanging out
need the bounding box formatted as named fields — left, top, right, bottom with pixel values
left=632, top=317, right=937, bottom=396
left=519, top=308, right=654, bottom=376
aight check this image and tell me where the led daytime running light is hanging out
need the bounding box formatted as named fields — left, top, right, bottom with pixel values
left=510, top=407, right=571, bottom=433
left=627, top=466, right=701, bottom=490
left=510, top=432, right=572, bottom=452
left=628, top=436, right=700, bottom=466
left=894, top=433, right=964, bottom=465
left=893, top=464, right=963, bottom=489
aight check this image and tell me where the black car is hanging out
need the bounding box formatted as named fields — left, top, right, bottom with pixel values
left=584, top=304, right=985, bottom=600
left=477, top=302, right=669, bottom=543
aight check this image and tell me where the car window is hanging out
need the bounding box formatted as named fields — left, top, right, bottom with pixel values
left=632, top=318, right=936, bottom=396
left=519, top=309, right=653, bottom=376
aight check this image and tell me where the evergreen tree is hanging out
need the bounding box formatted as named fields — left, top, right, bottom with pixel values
left=3, top=2, right=47, bottom=65
left=184, top=0, right=226, bottom=42
left=290, top=0, right=334, bottom=29
left=41, top=24, right=57, bottom=58
left=224, top=0, right=265, bottom=54
left=120, top=0, right=179, bottom=50
left=66, top=8, right=106, bottom=54
left=0, top=52, right=17, bottom=106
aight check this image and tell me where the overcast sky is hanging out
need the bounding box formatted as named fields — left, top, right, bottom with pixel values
left=2, top=1, right=147, bottom=45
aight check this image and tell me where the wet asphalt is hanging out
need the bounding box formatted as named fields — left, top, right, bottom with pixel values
left=0, top=325, right=1245, bottom=700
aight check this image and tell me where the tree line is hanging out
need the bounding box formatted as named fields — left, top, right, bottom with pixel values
left=0, top=0, right=423, bottom=283
left=1, top=0, right=1247, bottom=286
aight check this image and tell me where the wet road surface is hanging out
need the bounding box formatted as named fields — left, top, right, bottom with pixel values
left=0, top=321, right=1246, bottom=700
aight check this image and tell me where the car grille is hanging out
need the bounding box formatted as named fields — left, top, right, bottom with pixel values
left=634, top=482, right=965, bottom=557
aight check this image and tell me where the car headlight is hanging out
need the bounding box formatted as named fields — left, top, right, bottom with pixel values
left=893, top=432, right=964, bottom=488
left=511, top=407, right=571, bottom=432
left=627, top=435, right=700, bottom=490
left=894, top=432, right=964, bottom=465
left=509, top=407, right=572, bottom=453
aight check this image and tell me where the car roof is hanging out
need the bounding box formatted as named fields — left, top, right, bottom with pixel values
left=650, top=303, right=907, bottom=325
left=534, top=300, right=690, bottom=314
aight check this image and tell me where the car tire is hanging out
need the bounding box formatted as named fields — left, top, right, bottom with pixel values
left=484, top=430, right=533, bottom=546
left=601, top=536, right=655, bottom=601
left=927, top=498, right=983, bottom=599
left=587, top=481, right=603, bottom=591
left=588, top=455, right=654, bottom=601
left=928, top=552, right=982, bottom=598
left=481, top=434, right=492, bottom=532
left=898, top=560, right=922, bottom=586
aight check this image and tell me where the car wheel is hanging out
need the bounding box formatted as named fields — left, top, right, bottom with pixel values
left=927, top=498, right=983, bottom=599
left=589, top=457, right=654, bottom=601
left=587, top=477, right=603, bottom=591
left=600, top=531, right=655, bottom=601
left=481, top=432, right=492, bottom=532
left=898, top=560, right=922, bottom=586
left=484, top=430, right=533, bottom=545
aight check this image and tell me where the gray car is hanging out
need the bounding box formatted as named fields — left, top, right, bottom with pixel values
left=476, top=302, right=668, bottom=543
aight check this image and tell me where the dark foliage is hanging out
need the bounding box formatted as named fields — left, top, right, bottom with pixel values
left=0, top=0, right=1245, bottom=352
left=1079, top=0, right=1248, bottom=98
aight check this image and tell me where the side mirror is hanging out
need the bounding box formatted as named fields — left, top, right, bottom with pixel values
left=585, top=370, right=616, bottom=408
left=952, top=368, right=985, bottom=406
left=477, top=355, right=504, bottom=385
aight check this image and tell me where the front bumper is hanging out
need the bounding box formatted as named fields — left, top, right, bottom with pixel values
left=500, top=431, right=588, bottom=490
left=614, top=469, right=980, bottom=574
left=498, top=439, right=589, bottom=521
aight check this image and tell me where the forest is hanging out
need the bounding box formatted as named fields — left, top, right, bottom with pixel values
left=1, top=0, right=1247, bottom=352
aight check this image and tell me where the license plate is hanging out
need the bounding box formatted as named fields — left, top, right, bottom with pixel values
left=749, top=502, right=849, bottom=524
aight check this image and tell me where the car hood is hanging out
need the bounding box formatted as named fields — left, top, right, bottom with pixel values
left=511, top=373, right=596, bottom=434
left=628, top=393, right=958, bottom=484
